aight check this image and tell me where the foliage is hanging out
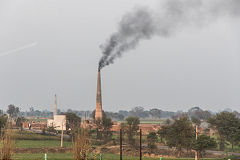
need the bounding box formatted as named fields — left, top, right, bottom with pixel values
left=188, top=107, right=212, bottom=120
left=166, top=119, right=171, bottom=125
left=147, top=132, right=158, bottom=152
left=0, top=116, right=7, bottom=133
left=105, top=112, right=124, bottom=121
left=164, top=117, right=194, bottom=157
left=95, top=116, right=113, bottom=142
left=7, top=104, right=20, bottom=118
left=191, top=116, right=201, bottom=126
left=149, top=108, right=162, bottom=119
left=24, top=108, right=53, bottom=118
left=16, top=117, right=25, bottom=130
left=192, top=135, right=217, bottom=157
left=129, top=107, right=148, bottom=119
left=65, top=112, right=81, bottom=137
left=124, top=116, right=140, bottom=145
left=157, top=125, right=168, bottom=143
left=208, top=111, right=240, bottom=151
left=102, top=117, right=113, bottom=142
left=47, top=126, right=57, bottom=134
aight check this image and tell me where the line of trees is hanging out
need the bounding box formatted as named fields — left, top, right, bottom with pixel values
left=117, top=111, right=240, bottom=158
left=3, top=104, right=240, bottom=123
left=156, top=112, right=240, bottom=157
left=208, top=112, right=240, bottom=151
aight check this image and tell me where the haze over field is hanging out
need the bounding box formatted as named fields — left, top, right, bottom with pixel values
left=0, top=0, right=240, bottom=111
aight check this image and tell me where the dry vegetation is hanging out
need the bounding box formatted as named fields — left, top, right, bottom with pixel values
left=1, top=128, right=14, bottom=160
left=72, top=129, right=96, bottom=160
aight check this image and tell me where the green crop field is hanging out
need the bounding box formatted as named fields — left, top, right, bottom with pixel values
left=13, top=130, right=60, bottom=141
left=14, top=153, right=72, bottom=160
left=0, top=130, right=72, bottom=149
left=15, top=139, right=72, bottom=148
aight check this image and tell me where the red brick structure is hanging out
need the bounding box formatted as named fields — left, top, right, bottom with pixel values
left=22, top=121, right=47, bottom=130
left=95, top=70, right=103, bottom=121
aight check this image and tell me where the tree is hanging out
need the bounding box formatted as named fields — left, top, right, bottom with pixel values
left=0, top=115, right=7, bottom=133
left=124, top=116, right=140, bottom=145
left=7, top=105, right=20, bottom=117
left=192, top=135, right=217, bottom=157
left=65, top=112, right=81, bottom=137
left=191, top=116, right=201, bottom=126
left=29, top=107, right=34, bottom=117
left=129, top=107, right=148, bottom=119
left=149, top=108, right=162, bottom=119
left=208, top=111, right=240, bottom=151
left=166, top=119, right=171, bottom=125
left=95, top=116, right=113, bottom=141
left=16, top=117, right=25, bottom=131
left=102, top=117, right=113, bottom=142
left=118, top=110, right=128, bottom=118
left=157, top=125, right=169, bottom=143
left=105, top=112, right=124, bottom=121
left=164, top=117, right=194, bottom=157
left=188, top=107, right=212, bottom=120
left=147, top=132, right=158, bottom=152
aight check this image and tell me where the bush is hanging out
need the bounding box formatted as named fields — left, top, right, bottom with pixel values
left=73, top=129, right=96, bottom=160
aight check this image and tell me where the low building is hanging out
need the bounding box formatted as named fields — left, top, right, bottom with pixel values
left=22, top=121, right=47, bottom=130
left=47, top=115, right=66, bottom=131
left=47, top=94, right=66, bottom=131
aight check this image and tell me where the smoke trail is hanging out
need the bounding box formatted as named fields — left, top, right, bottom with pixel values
left=99, top=0, right=240, bottom=70
left=0, top=42, right=38, bottom=57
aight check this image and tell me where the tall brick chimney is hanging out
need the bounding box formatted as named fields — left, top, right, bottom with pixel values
left=54, top=94, right=57, bottom=116
left=95, top=69, right=103, bottom=121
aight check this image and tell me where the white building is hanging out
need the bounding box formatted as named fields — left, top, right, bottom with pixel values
left=47, top=115, right=66, bottom=131
left=47, top=94, right=66, bottom=131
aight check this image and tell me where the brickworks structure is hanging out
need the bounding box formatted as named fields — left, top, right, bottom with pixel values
left=95, top=69, right=103, bottom=121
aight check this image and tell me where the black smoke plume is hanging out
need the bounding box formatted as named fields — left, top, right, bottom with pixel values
left=99, top=0, right=240, bottom=70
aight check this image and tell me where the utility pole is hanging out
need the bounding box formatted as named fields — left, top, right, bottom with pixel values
left=140, top=129, right=142, bottom=160
left=195, top=125, right=198, bottom=160
left=120, top=129, right=122, bottom=160
left=61, top=121, right=64, bottom=147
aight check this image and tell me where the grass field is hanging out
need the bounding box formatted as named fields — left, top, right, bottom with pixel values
left=13, top=130, right=60, bottom=141
left=13, top=153, right=224, bottom=160
left=14, top=153, right=72, bottom=160
left=10, top=130, right=72, bottom=148
left=15, top=139, right=72, bottom=148
left=0, top=130, right=72, bottom=149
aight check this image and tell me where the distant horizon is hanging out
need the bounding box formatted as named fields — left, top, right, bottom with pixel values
left=1, top=104, right=239, bottom=113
